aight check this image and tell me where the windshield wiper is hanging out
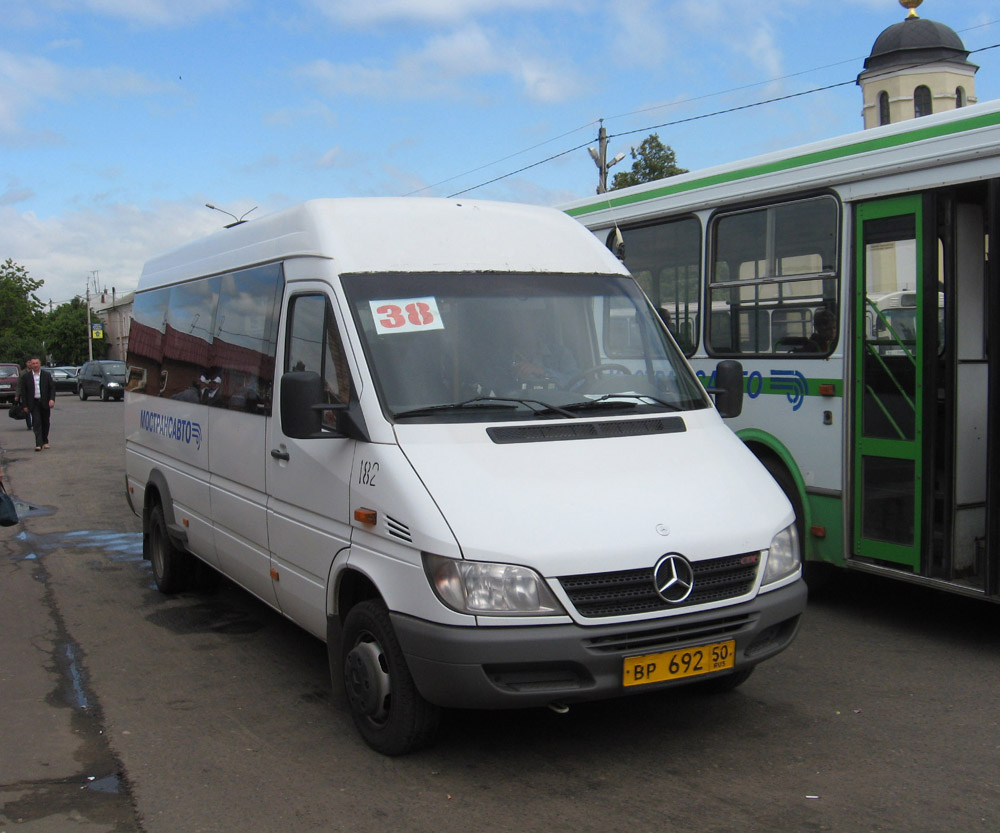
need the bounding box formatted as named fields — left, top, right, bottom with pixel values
left=560, top=394, right=683, bottom=413
left=393, top=396, right=578, bottom=420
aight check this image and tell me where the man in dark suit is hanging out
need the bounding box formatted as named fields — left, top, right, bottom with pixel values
left=16, top=357, right=55, bottom=451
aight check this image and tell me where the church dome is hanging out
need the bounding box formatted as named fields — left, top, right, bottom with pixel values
left=864, top=16, right=973, bottom=73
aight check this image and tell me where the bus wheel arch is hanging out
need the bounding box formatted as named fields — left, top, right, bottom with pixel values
left=741, top=438, right=806, bottom=533
left=742, top=437, right=834, bottom=592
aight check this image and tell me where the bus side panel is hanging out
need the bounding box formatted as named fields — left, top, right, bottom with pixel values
left=695, top=356, right=846, bottom=564
left=208, top=407, right=276, bottom=606
left=125, top=392, right=216, bottom=565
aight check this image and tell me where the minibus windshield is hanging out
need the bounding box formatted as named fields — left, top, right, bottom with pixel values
left=342, top=272, right=711, bottom=422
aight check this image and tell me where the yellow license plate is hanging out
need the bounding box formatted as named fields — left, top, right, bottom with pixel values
left=623, top=640, right=736, bottom=687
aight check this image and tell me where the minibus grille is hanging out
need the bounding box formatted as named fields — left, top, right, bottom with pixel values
left=558, top=552, right=761, bottom=618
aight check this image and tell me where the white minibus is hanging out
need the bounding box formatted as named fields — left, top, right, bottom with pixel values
left=124, top=197, right=805, bottom=754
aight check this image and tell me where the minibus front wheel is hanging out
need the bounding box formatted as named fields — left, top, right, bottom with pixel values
left=341, top=600, right=440, bottom=755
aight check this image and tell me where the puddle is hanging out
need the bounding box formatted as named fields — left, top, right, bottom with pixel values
left=85, top=773, right=123, bottom=794
left=61, top=641, right=93, bottom=711
left=4, top=527, right=143, bottom=563
left=7, top=496, right=55, bottom=520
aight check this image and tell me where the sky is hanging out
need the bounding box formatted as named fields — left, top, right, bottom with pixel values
left=1, top=0, right=998, bottom=309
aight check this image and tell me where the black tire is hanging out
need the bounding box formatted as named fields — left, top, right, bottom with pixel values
left=147, top=503, right=189, bottom=594
left=688, top=666, right=754, bottom=694
left=101, top=386, right=110, bottom=402
left=78, top=386, right=88, bottom=401
left=340, top=600, right=440, bottom=755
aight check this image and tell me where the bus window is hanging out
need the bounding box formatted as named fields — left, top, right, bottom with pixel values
left=708, top=196, right=839, bottom=356
left=615, top=216, right=701, bottom=356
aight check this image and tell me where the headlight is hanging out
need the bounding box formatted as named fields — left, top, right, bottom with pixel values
left=423, top=553, right=564, bottom=616
left=762, top=523, right=801, bottom=585
left=107, top=382, right=122, bottom=388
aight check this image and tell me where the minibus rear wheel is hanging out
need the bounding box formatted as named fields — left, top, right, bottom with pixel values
left=147, top=503, right=189, bottom=595
left=341, top=600, right=440, bottom=755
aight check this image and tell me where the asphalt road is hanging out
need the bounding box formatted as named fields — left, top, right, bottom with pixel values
left=2, top=394, right=999, bottom=832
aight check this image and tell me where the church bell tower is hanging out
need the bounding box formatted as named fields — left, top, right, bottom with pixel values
left=857, top=0, right=978, bottom=129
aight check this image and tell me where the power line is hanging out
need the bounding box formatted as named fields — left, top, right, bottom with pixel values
left=409, top=119, right=601, bottom=197
left=441, top=36, right=1000, bottom=198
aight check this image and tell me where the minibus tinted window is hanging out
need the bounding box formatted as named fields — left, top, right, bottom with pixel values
left=342, top=272, right=709, bottom=422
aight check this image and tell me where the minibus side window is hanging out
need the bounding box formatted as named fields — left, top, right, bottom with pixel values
left=162, top=277, right=221, bottom=399
left=213, top=263, right=283, bottom=415
left=127, top=288, right=169, bottom=394
left=285, top=294, right=353, bottom=429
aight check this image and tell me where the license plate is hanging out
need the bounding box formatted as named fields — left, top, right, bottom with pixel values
left=623, top=640, right=736, bottom=687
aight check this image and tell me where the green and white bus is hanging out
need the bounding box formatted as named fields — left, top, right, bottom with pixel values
left=563, top=99, right=1000, bottom=599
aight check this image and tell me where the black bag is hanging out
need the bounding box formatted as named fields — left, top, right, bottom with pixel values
left=0, top=480, right=18, bottom=527
left=8, top=402, right=25, bottom=420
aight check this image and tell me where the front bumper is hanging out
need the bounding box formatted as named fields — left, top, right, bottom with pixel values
left=393, top=578, right=806, bottom=709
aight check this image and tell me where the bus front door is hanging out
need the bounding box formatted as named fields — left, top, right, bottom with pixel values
left=852, top=196, right=929, bottom=571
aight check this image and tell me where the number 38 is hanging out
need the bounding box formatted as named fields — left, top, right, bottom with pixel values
left=376, top=302, right=436, bottom=329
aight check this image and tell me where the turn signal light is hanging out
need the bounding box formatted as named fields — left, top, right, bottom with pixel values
left=354, top=508, right=377, bottom=525
left=818, top=384, right=836, bottom=396
left=810, top=525, right=827, bottom=538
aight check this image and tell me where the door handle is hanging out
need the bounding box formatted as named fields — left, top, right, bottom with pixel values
left=270, top=448, right=290, bottom=461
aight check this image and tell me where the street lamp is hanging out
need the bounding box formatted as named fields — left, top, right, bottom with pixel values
left=205, top=203, right=258, bottom=227
left=588, top=121, right=626, bottom=194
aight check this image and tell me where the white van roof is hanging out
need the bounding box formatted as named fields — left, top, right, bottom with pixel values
left=139, top=197, right=628, bottom=289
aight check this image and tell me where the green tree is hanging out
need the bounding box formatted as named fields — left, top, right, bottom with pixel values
left=0, top=258, right=45, bottom=362
left=44, top=298, right=101, bottom=365
left=610, top=133, right=687, bottom=190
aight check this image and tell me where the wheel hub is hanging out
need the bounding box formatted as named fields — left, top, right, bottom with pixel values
left=344, top=638, right=390, bottom=722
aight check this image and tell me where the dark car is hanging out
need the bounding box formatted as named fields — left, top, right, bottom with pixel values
left=50, top=366, right=79, bottom=394
left=78, top=360, right=127, bottom=401
left=0, top=363, right=20, bottom=404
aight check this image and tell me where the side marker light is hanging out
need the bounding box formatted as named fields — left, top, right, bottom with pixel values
left=354, top=508, right=377, bottom=526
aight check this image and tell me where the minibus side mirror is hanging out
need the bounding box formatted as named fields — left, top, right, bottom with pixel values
left=709, top=360, right=744, bottom=419
left=280, top=371, right=369, bottom=441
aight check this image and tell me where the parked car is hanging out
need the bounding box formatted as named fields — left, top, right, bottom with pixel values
left=77, top=360, right=127, bottom=401
left=0, top=363, right=20, bottom=404
left=50, top=366, right=79, bottom=394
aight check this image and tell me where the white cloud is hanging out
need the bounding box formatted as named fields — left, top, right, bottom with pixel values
left=673, top=0, right=790, bottom=82
left=1, top=178, right=35, bottom=206
left=297, top=24, right=582, bottom=103
left=608, top=0, right=674, bottom=70
left=0, top=201, right=224, bottom=306
left=309, top=0, right=578, bottom=27
left=316, top=147, right=343, bottom=168
left=5, top=0, right=241, bottom=28
left=265, top=100, right=338, bottom=127
left=76, top=0, right=239, bottom=26
left=0, top=49, right=177, bottom=140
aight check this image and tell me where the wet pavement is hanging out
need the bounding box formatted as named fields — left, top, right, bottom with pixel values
left=4, top=398, right=1000, bottom=833
left=1, top=407, right=141, bottom=831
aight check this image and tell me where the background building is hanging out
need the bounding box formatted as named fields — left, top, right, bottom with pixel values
left=857, top=0, right=978, bottom=128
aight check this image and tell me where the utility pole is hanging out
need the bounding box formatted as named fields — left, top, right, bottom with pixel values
left=588, top=119, right=626, bottom=194
left=87, top=271, right=99, bottom=362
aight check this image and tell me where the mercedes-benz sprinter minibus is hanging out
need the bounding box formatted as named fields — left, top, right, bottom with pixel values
left=125, top=198, right=805, bottom=754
